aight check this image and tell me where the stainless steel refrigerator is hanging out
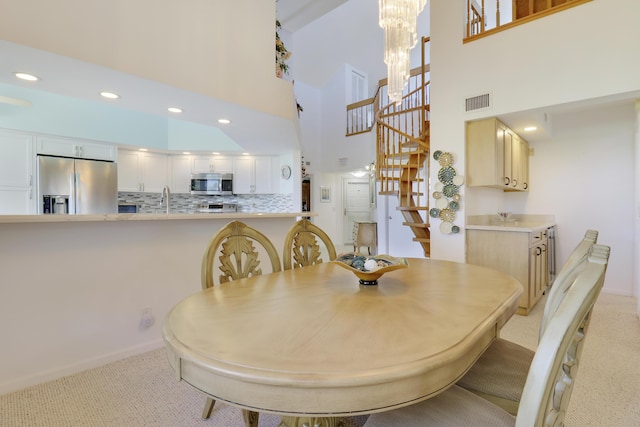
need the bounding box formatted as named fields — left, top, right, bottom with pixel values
left=37, top=155, right=117, bottom=214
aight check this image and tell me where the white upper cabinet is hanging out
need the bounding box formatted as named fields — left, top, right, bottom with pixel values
left=170, top=155, right=192, bottom=193
left=232, top=156, right=276, bottom=194
left=118, top=150, right=169, bottom=193
left=0, top=130, right=36, bottom=214
left=36, top=136, right=117, bottom=161
left=191, top=155, right=233, bottom=174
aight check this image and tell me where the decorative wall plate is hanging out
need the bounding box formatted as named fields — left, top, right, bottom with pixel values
left=435, top=198, right=448, bottom=209
left=452, top=175, right=464, bottom=186
left=438, top=152, right=454, bottom=167
left=438, top=166, right=456, bottom=183
left=439, top=208, right=455, bottom=222
left=439, top=221, right=453, bottom=234
left=442, top=184, right=459, bottom=197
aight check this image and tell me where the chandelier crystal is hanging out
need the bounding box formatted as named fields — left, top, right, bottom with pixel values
left=379, top=0, right=427, bottom=105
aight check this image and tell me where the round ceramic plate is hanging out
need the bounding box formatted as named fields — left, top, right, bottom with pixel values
left=436, top=198, right=448, bottom=209
left=434, top=182, right=444, bottom=192
left=440, top=221, right=453, bottom=234
left=429, top=208, right=440, bottom=218
left=439, top=208, right=456, bottom=222
left=452, top=175, right=464, bottom=186
left=438, top=166, right=456, bottom=183
left=443, top=184, right=459, bottom=198
left=433, top=150, right=443, bottom=160
left=432, top=191, right=442, bottom=199
left=438, top=152, right=454, bottom=167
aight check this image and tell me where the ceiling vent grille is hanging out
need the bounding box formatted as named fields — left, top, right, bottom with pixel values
left=465, top=93, right=491, bottom=112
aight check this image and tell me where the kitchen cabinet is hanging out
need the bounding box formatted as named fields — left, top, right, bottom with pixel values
left=466, top=228, right=548, bottom=315
left=466, top=117, right=529, bottom=191
left=170, top=155, right=234, bottom=193
left=117, top=150, right=168, bottom=193
left=36, top=136, right=117, bottom=161
left=233, top=156, right=276, bottom=194
left=192, top=155, right=233, bottom=174
left=0, top=130, right=36, bottom=214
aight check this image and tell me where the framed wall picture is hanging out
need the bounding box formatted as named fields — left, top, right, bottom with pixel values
left=320, top=186, right=331, bottom=203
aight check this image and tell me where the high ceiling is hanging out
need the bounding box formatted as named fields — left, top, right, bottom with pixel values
left=276, top=0, right=349, bottom=32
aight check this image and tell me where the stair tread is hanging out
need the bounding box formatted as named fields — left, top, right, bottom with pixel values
left=412, top=237, right=431, bottom=243
left=402, top=222, right=430, bottom=228
left=379, top=177, right=425, bottom=182
left=397, top=206, right=429, bottom=211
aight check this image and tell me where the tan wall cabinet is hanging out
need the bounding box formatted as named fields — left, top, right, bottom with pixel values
left=466, top=118, right=529, bottom=191
left=466, top=228, right=548, bottom=315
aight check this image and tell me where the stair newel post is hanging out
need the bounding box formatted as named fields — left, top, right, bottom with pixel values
left=496, top=0, right=501, bottom=26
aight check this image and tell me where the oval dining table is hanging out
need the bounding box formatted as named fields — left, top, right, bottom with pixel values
left=162, top=258, right=523, bottom=427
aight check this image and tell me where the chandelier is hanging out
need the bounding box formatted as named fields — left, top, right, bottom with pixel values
left=379, top=0, right=427, bottom=105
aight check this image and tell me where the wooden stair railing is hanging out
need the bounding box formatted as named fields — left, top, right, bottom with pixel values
left=465, top=0, right=591, bottom=41
left=346, top=37, right=431, bottom=257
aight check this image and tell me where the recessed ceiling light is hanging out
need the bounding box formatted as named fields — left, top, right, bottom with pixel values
left=14, top=72, right=39, bottom=81
left=212, top=152, right=220, bottom=155
left=168, top=107, right=183, bottom=113
left=182, top=151, right=191, bottom=155
left=524, top=126, right=537, bottom=132
left=242, top=152, right=250, bottom=156
left=100, top=91, right=119, bottom=99
left=138, top=148, right=148, bottom=151
left=218, top=118, right=231, bottom=124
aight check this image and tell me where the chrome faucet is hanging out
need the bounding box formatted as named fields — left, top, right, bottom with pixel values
left=160, top=185, right=171, bottom=214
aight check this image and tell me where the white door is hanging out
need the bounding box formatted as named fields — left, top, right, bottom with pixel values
left=342, top=178, right=372, bottom=246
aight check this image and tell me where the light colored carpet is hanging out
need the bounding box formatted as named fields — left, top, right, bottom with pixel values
left=1, top=293, right=638, bottom=426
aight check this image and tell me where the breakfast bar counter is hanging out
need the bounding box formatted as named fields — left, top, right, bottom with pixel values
left=0, top=211, right=310, bottom=224
left=0, top=211, right=313, bottom=395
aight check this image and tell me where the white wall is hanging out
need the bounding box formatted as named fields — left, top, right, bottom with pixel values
left=429, top=0, right=640, bottom=292
left=494, top=102, right=635, bottom=295
left=0, top=0, right=292, bottom=119
left=0, top=216, right=299, bottom=394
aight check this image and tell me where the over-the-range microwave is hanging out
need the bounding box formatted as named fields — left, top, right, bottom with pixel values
left=190, top=173, right=233, bottom=195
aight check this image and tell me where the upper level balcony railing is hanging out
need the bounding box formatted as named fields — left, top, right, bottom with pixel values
left=465, top=0, right=592, bottom=41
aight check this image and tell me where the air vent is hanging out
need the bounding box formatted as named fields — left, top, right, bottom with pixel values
left=465, top=93, right=491, bottom=112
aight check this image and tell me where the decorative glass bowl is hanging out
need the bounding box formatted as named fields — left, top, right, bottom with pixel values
left=332, top=253, right=408, bottom=285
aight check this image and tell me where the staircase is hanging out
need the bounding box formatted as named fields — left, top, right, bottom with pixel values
left=346, top=37, right=431, bottom=257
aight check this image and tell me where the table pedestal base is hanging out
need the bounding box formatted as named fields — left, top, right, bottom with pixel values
left=278, top=416, right=341, bottom=427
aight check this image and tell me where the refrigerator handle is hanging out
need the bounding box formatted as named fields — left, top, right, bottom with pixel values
left=69, top=173, right=77, bottom=214
left=74, top=172, right=81, bottom=214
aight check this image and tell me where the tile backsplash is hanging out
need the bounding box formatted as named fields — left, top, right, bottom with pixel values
left=118, top=192, right=294, bottom=214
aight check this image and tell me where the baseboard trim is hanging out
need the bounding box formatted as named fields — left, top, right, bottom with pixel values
left=0, top=339, right=165, bottom=395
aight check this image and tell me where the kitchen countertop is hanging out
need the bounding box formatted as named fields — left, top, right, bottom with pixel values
left=466, top=214, right=556, bottom=232
left=0, top=211, right=314, bottom=224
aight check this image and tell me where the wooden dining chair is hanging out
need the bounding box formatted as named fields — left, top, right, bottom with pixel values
left=282, top=218, right=337, bottom=270
left=200, top=220, right=281, bottom=422
left=456, top=229, right=598, bottom=415
left=201, top=220, right=281, bottom=289
left=363, top=244, right=610, bottom=427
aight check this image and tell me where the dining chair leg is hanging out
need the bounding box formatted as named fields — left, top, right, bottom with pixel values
left=201, top=397, right=215, bottom=419
left=242, top=409, right=259, bottom=427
